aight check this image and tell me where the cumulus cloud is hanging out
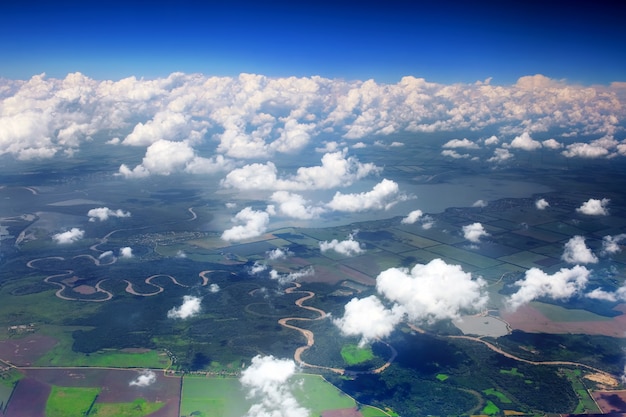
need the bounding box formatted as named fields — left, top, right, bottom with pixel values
left=506, top=265, right=591, bottom=311
left=535, top=198, right=550, bottom=209
left=240, top=355, right=309, bottom=417
left=442, top=138, right=479, bottom=149
left=576, top=198, right=610, bottom=216
left=601, top=234, right=626, bottom=255
left=542, top=138, right=562, bottom=149
left=2, top=73, right=623, bottom=164
left=119, top=247, right=133, bottom=258
left=209, top=283, right=220, bottom=293
left=484, top=135, right=499, bottom=146
left=221, top=150, right=380, bottom=191
left=269, top=266, right=315, bottom=284
left=267, top=248, right=292, bottom=260
left=441, top=149, right=470, bottom=159
left=87, top=207, right=131, bottom=222
left=401, top=209, right=423, bottom=224
left=562, top=236, right=598, bottom=264
left=319, top=234, right=365, bottom=257
left=221, top=207, right=270, bottom=242
left=167, top=295, right=202, bottom=319
left=326, top=179, right=410, bottom=212
left=333, top=296, right=404, bottom=345
left=52, top=228, right=85, bottom=244
left=462, top=222, right=489, bottom=243
left=472, top=200, right=488, bottom=208
left=509, top=132, right=542, bottom=151
left=487, top=148, right=514, bottom=163
left=249, top=261, right=268, bottom=275
left=119, top=140, right=233, bottom=178
left=334, top=259, right=488, bottom=342
left=129, top=370, right=157, bottom=387
left=270, top=191, right=326, bottom=219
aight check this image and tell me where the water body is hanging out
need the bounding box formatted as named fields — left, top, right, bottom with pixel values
left=453, top=315, right=511, bottom=338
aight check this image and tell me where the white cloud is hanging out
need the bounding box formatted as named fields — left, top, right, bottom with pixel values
left=562, top=143, right=611, bottom=158
left=507, top=265, right=591, bottom=311
left=601, top=234, right=626, bottom=255
left=576, top=198, right=610, bottom=216
left=442, top=138, right=479, bottom=149
left=270, top=191, right=326, bottom=220
left=221, top=207, right=270, bottom=242
left=326, top=179, right=410, bottom=212
left=487, top=148, right=513, bottom=163
left=562, top=236, right=598, bottom=264
left=484, top=135, right=499, bottom=146
left=509, top=132, right=542, bottom=151
left=376, top=259, right=488, bottom=324
left=401, top=209, right=423, bottom=224
left=542, top=138, right=562, bottom=149
left=267, top=248, right=292, bottom=260
left=221, top=150, right=380, bottom=191
left=535, top=198, right=550, bottom=210
left=240, top=355, right=309, bottom=417
left=129, top=370, right=157, bottom=387
left=249, top=261, right=268, bottom=275
left=87, top=207, right=131, bottom=222
left=119, top=247, right=133, bottom=258
left=441, top=149, right=470, bottom=159
left=52, top=228, right=85, bottom=244
left=167, top=295, right=202, bottom=319
left=269, top=266, right=315, bottom=284
left=319, top=234, right=365, bottom=257
left=209, top=283, right=220, bottom=293
left=333, top=296, right=403, bottom=345
left=472, top=199, right=488, bottom=208
left=462, top=222, right=489, bottom=243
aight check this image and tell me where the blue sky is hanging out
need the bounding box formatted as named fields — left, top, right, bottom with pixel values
left=2, top=0, right=624, bottom=84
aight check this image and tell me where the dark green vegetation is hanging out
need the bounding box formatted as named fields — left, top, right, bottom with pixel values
left=2, top=133, right=626, bottom=415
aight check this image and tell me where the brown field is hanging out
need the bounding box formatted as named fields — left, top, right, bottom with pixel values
left=322, top=408, right=363, bottom=417
left=0, top=334, right=58, bottom=366
left=592, top=390, right=626, bottom=413
left=500, top=304, right=626, bottom=337
left=16, top=368, right=181, bottom=417
left=5, top=378, right=49, bottom=417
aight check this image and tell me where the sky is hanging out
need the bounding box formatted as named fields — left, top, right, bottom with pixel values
left=1, top=0, right=625, bottom=84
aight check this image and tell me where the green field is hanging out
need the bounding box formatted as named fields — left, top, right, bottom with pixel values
left=435, top=373, right=449, bottom=381
left=180, top=374, right=357, bottom=417
left=89, top=398, right=164, bottom=417
left=483, top=388, right=512, bottom=403
left=482, top=400, right=500, bottom=415
left=45, top=386, right=100, bottom=417
left=562, top=369, right=601, bottom=414
left=341, top=344, right=375, bottom=365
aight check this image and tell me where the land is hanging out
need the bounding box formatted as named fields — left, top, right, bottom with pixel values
left=1, top=136, right=626, bottom=416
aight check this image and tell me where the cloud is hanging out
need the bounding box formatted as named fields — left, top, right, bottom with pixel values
left=334, top=259, right=488, bottom=343
left=129, top=370, right=157, bottom=387
left=376, top=259, right=488, bottom=324
left=221, top=149, right=380, bottom=191
left=401, top=209, right=423, bottom=224
left=509, top=132, right=542, bottom=151
left=52, top=228, right=85, bottom=244
left=267, top=248, right=292, bottom=260
left=484, top=135, right=499, bottom=146
left=269, top=191, right=326, bottom=219
left=269, top=266, right=315, bottom=284
left=487, top=148, right=513, bottom=163
left=576, top=198, right=610, bottom=215
left=601, top=234, right=626, bottom=255
left=333, top=296, right=404, bottom=345
left=472, top=200, right=488, bottom=208
left=119, top=247, right=133, bottom=258
left=462, top=222, right=489, bottom=243
left=442, top=138, right=479, bottom=149
left=119, top=139, right=233, bottom=178
left=167, top=295, right=202, bottom=319
left=221, top=207, right=270, bottom=242
left=506, top=265, right=591, bottom=311
left=87, top=207, right=131, bottom=222
left=562, top=236, right=598, bottom=264
left=441, top=149, right=470, bottom=159
left=249, top=261, right=268, bottom=275
left=542, top=138, right=562, bottom=149
left=2, top=73, right=623, bottom=164
left=326, top=179, right=410, bottom=212
left=319, top=234, right=365, bottom=257
left=535, top=198, right=550, bottom=210
left=240, top=355, right=309, bottom=417
left=209, top=283, right=220, bottom=293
